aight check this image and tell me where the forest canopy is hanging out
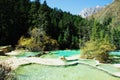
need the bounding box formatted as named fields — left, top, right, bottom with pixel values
left=0, top=0, right=120, bottom=51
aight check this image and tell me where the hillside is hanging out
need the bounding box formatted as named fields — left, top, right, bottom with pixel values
left=80, top=6, right=104, bottom=18
left=91, top=0, right=120, bottom=29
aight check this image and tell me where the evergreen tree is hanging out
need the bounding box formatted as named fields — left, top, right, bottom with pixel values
left=0, top=0, right=30, bottom=45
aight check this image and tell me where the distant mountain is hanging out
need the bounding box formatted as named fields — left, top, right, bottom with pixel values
left=80, top=6, right=105, bottom=18
left=91, top=0, right=120, bottom=28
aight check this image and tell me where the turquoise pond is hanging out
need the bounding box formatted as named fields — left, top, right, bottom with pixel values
left=15, top=50, right=120, bottom=57
left=16, top=50, right=80, bottom=57
left=51, top=50, right=80, bottom=57
left=109, top=51, right=120, bottom=56
left=51, top=50, right=120, bottom=57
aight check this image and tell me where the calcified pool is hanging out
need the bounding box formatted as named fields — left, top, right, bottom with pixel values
left=16, top=50, right=80, bottom=58
left=6, top=64, right=120, bottom=80
left=2, top=50, right=120, bottom=80
left=15, top=50, right=120, bottom=58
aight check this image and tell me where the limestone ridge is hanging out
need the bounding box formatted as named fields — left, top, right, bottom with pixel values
left=80, top=5, right=105, bottom=18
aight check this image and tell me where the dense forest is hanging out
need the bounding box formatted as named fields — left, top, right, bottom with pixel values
left=0, top=0, right=120, bottom=51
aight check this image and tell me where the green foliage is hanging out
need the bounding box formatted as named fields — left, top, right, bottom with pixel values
left=1, top=0, right=120, bottom=51
left=0, top=0, right=84, bottom=49
left=81, top=40, right=116, bottom=63
left=89, top=18, right=120, bottom=50
left=0, top=0, right=30, bottom=45
left=17, top=28, right=59, bottom=51
left=92, top=0, right=120, bottom=29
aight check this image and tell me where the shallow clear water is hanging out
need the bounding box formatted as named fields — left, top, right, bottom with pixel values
left=16, top=52, right=40, bottom=57
left=16, top=50, right=80, bottom=57
left=15, top=50, right=120, bottom=58
left=40, top=50, right=80, bottom=58
left=109, top=51, right=120, bottom=56
left=11, top=64, right=120, bottom=80
left=51, top=50, right=80, bottom=57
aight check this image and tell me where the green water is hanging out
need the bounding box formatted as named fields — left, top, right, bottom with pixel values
left=40, top=50, right=80, bottom=58
left=9, top=50, right=120, bottom=58
left=16, top=50, right=80, bottom=58
left=52, top=50, right=80, bottom=57
left=99, top=64, right=120, bottom=73
left=16, top=52, right=40, bottom=57
left=10, top=64, right=120, bottom=80
left=3, top=50, right=120, bottom=80
left=109, top=51, right=120, bottom=56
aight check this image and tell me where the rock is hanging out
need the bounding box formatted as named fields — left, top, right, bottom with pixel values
left=80, top=5, right=105, bottom=18
left=59, top=56, right=66, bottom=61
left=0, top=45, right=13, bottom=55
left=5, top=50, right=28, bottom=56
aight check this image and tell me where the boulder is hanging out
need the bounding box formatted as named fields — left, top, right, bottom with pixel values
left=0, top=45, right=13, bottom=55
left=59, top=56, right=66, bottom=61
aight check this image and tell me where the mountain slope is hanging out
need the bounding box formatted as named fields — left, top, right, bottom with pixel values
left=80, top=6, right=104, bottom=18
left=91, top=0, right=120, bottom=28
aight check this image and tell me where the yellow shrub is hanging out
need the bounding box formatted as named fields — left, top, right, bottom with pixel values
left=18, top=36, right=33, bottom=46
left=81, top=40, right=116, bottom=63
left=17, top=28, right=59, bottom=51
